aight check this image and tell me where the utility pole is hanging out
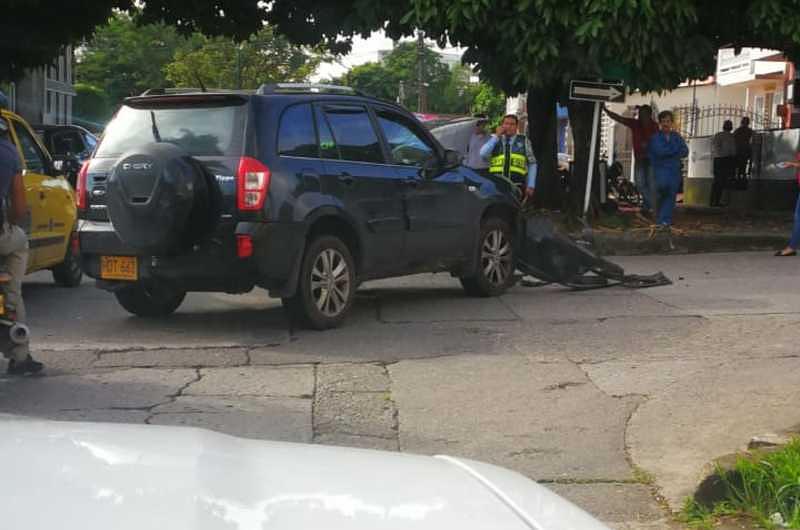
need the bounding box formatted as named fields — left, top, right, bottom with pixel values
left=398, top=80, right=405, bottom=105
left=416, top=30, right=427, bottom=113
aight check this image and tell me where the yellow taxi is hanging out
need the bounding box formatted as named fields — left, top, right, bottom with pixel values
left=1, top=109, right=82, bottom=286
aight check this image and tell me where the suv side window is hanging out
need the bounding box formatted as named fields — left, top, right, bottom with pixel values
left=375, top=109, right=435, bottom=166
left=278, top=103, right=318, bottom=158
left=322, top=105, right=384, bottom=164
left=13, top=120, right=47, bottom=174
left=314, top=106, right=339, bottom=160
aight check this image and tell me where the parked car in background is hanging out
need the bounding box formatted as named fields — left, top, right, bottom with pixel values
left=1, top=110, right=83, bottom=286
left=0, top=418, right=611, bottom=530
left=34, top=124, right=98, bottom=187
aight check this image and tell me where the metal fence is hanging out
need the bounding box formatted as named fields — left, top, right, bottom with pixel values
left=673, top=104, right=780, bottom=138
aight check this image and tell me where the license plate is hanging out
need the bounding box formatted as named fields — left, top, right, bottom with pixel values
left=100, top=256, right=138, bottom=281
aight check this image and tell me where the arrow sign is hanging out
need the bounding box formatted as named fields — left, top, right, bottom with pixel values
left=570, top=80, right=626, bottom=103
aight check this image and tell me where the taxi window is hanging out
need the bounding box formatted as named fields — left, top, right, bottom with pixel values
left=13, top=121, right=47, bottom=174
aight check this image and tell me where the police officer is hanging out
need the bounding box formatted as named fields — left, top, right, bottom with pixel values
left=479, top=114, right=537, bottom=199
left=0, top=116, right=42, bottom=375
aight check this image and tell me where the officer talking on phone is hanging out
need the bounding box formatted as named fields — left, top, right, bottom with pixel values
left=479, top=114, right=537, bottom=200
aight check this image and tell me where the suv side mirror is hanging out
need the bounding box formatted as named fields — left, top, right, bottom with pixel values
left=419, top=155, right=441, bottom=179
left=443, top=149, right=462, bottom=170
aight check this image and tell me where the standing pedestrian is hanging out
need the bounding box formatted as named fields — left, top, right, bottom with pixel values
left=710, top=120, right=736, bottom=207
left=604, top=104, right=660, bottom=214
left=733, top=116, right=754, bottom=180
left=774, top=153, right=800, bottom=256
left=479, top=114, right=537, bottom=200
left=0, top=117, right=42, bottom=374
left=648, top=110, right=688, bottom=228
left=465, top=115, right=490, bottom=174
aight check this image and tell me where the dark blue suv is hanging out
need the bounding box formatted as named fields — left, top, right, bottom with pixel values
left=77, top=84, right=519, bottom=329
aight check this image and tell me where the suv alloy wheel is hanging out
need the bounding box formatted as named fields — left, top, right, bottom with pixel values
left=460, top=217, right=516, bottom=297
left=283, top=235, right=355, bottom=330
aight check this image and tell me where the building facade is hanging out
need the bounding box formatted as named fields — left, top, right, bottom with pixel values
left=1, top=46, right=75, bottom=126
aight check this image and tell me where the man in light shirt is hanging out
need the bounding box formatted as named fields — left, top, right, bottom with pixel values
left=465, top=116, right=490, bottom=174
left=710, top=120, right=736, bottom=207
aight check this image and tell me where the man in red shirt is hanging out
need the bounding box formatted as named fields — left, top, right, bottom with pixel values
left=604, top=104, right=660, bottom=214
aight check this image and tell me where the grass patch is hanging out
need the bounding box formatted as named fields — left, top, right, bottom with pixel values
left=682, top=438, right=800, bottom=528
left=632, top=465, right=656, bottom=485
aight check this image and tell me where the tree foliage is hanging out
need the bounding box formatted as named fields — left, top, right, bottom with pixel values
left=471, top=84, right=506, bottom=124
left=73, top=83, right=112, bottom=126
left=337, top=41, right=483, bottom=114
left=1, top=0, right=273, bottom=82
left=165, top=27, right=324, bottom=89
left=76, top=14, right=186, bottom=105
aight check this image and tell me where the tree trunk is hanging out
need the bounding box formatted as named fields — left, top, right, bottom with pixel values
left=566, top=98, right=601, bottom=219
left=526, top=85, right=560, bottom=209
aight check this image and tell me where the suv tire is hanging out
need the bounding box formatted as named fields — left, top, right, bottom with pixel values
left=52, top=241, right=82, bottom=287
left=283, top=235, right=355, bottom=330
left=114, top=282, right=186, bottom=318
left=460, top=217, right=515, bottom=297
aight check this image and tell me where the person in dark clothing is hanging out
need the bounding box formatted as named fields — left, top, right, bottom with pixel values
left=648, top=110, right=688, bottom=228
left=733, top=117, right=754, bottom=180
left=0, top=117, right=43, bottom=374
left=710, top=120, right=736, bottom=207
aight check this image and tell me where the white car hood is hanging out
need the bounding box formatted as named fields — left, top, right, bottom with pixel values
left=0, top=419, right=609, bottom=530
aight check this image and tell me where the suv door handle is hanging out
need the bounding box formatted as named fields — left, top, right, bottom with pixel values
left=337, top=173, right=355, bottom=186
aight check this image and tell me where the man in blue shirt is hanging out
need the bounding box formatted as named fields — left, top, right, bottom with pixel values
left=0, top=117, right=42, bottom=375
left=648, top=110, right=688, bottom=228
left=479, top=114, right=537, bottom=200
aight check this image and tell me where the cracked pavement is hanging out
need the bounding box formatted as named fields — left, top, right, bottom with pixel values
left=1, top=251, right=798, bottom=529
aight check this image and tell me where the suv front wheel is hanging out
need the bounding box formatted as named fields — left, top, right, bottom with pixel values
left=283, top=235, right=356, bottom=330
left=460, top=217, right=516, bottom=297
left=114, top=282, right=186, bottom=318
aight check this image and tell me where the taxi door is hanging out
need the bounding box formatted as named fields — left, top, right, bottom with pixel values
left=8, top=116, right=59, bottom=270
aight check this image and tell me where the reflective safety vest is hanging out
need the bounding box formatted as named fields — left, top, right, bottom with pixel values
left=489, top=135, right=529, bottom=183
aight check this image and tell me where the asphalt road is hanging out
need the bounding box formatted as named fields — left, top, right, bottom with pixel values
left=5, top=251, right=798, bottom=530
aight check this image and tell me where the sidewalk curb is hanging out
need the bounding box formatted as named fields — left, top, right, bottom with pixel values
left=583, top=232, right=787, bottom=256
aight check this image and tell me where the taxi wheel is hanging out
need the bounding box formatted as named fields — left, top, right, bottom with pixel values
left=52, top=240, right=83, bottom=287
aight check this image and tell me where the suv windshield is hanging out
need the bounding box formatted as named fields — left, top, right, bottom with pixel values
left=95, top=103, right=245, bottom=158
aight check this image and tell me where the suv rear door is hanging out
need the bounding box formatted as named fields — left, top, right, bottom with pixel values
left=314, top=103, right=405, bottom=276
left=90, top=95, right=249, bottom=222
left=373, top=106, right=469, bottom=268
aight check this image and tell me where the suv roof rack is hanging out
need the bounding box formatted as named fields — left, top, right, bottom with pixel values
left=139, top=88, right=254, bottom=96
left=257, top=83, right=365, bottom=96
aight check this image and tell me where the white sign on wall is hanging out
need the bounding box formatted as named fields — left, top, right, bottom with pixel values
left=716, top=48, right=783, bottom=86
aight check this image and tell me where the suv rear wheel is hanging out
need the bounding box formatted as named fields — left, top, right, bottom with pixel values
left=114, top=282, right=186, bottom=318
left=460, top=217, right=516, bottom=297
left=283, top=235, right=355, bottom=330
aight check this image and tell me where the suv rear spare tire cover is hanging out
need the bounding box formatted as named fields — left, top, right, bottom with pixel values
left=106, top=142, right=213, bottom=255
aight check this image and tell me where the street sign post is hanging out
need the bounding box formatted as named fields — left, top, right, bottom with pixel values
left=569, top=80, right=626, bottom=103
left=569, top=80, right=626, bottom=218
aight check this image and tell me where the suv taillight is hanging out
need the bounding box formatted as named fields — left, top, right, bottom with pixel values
left=236, top=157, right=270, bottom=211
left=76, top=161, right=89, bottom=211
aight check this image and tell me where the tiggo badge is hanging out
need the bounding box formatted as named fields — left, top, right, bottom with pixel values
left=122, top=162, right=153, bottom=171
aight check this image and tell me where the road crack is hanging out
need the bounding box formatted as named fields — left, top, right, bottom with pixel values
left=144, top=368, right=202, bottom=424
